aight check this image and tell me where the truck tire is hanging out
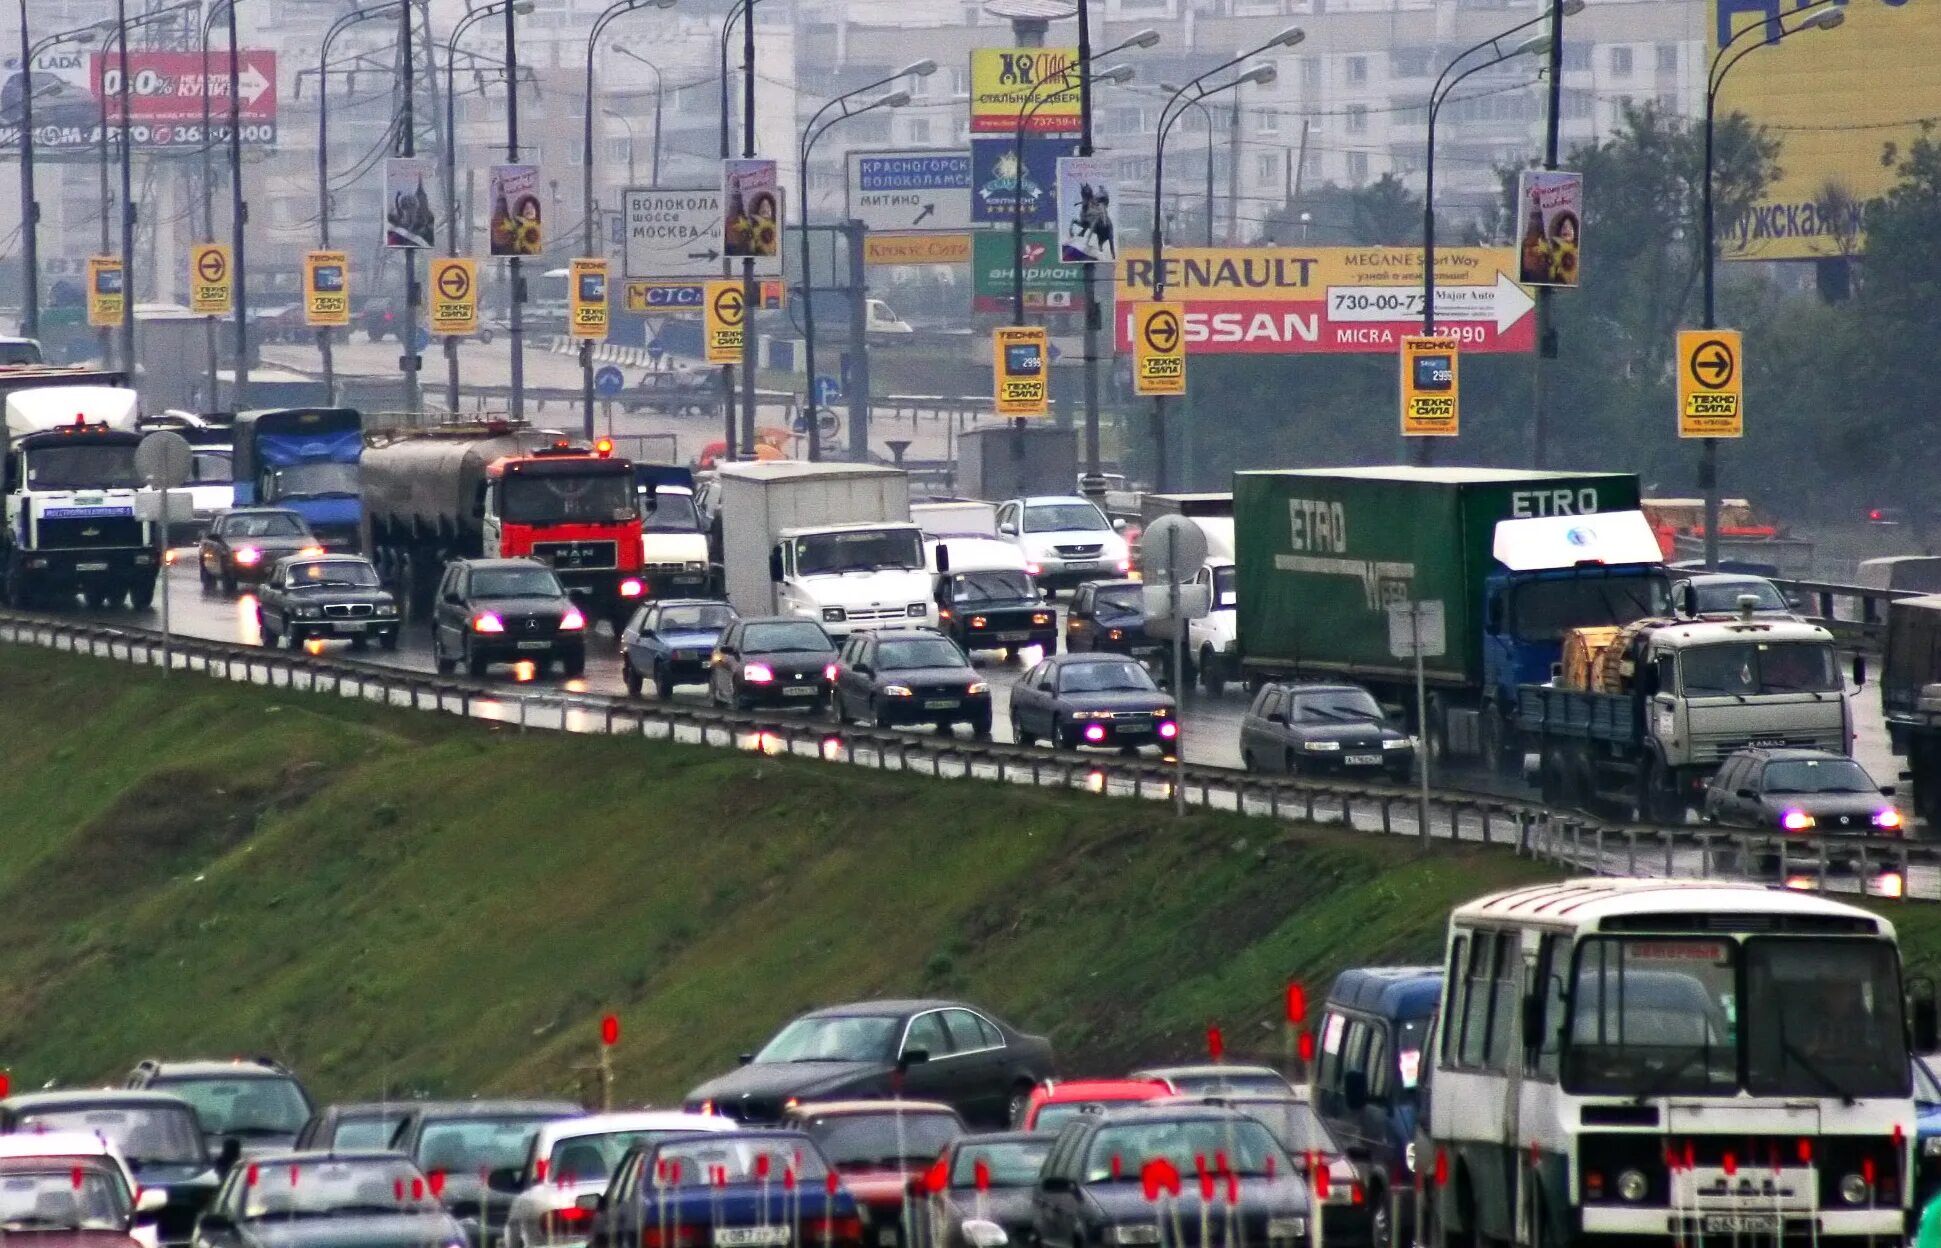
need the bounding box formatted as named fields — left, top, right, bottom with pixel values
left=1482, top=706, right=1522, bottom=778
left=1539, top=745, right=1565, bottom=806
left=1199, top=646, right=1226, bottom=697
left=128, top=578, right=156, bottom=611
left=1639, top=756, right=1683, bottom=825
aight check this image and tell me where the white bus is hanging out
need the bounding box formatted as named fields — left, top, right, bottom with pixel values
left=1421, top=879, right=1932, bottom=1248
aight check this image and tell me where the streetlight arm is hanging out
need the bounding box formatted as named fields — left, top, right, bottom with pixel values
left=1428, top=8, right=1550, bottom=120
left=1707, top=0, right=1838, bottom=93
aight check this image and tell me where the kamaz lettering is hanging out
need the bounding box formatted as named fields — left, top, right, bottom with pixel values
left=1510, top=488, right=1602, bottom=517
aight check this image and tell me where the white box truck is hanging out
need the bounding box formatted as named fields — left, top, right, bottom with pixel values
left=717, top=461, right=934, bottom=634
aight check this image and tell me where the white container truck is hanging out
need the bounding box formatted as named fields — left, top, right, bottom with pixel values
left=717, top=461, right=935, bottom=634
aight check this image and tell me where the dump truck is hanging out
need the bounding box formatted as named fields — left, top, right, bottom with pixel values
left=1233, top=467, right=1667, bottom=769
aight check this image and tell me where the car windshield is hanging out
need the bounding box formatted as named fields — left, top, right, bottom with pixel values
left=546, top=1130, right=708, bottom=1185
left=755, top=1015, right=900, bottom=1063
left=648, top=1136, right=830, bottom=1186
left=1083, top=1119, right=1284, bottom=1181
left=947, top=571, right=1035, bottom=604
left=24, top=444, right=142, bottom=490
left=1288, top=689, right=1383, bottom=725
left=238, top=1157, right=441, bottom=1219
left=800, top=1111, right=963, bottom=1169
left=0, top=1165, right=130, bottom=1230
left=1093, top=586, right=1143, bottom=615
left=1023, top=503, right=1107, bottom=533
left=876, top=638, right=966, bottom=669
left=1918, top=1057, right=1941, bottom=1106
left=1760, top=758, right=1879, bottom=795
left=1564, top=936, right=1909, bottom=1099
left=1212, top=566, right=1237, bottom=609
left=470, top=568, right=564, bottom=598
left=1224, top=1100, right=1331, bottom=1156
left=416, top=1117, right=555, bottom=1175
left=1693, top=579, right=1790, bottom=614
left=794, top=528, right=926, bottom=575
left=502, top=473, right=636, bottom=526
left=286, top=560, right=381, bottom=590
left=1154, top=1071, right=1292, bottom=1096
left=267, top=462, right=359, bottom=501
left=1681, top=642, right=1841, bottom=696
left=1033, top=1101, right=1150, bottom=1132
left=742, top=622, right=833, bottom=654
left=1057, top=660, right=1156, bottom=694
left=15, top=1106, right=205, bottom=1166
left=657, top=604, right=735, bottom=632
left=192, top=450, right=233, bottom=484
left=948, top=1140, right=1052, bottom=1189
left=1508, top=574, right=1671, bottom=643
left=156, top=1076, right=310, bottom=1136
left=641, top=491, right=701, bottom=533
left=224, top=512, right=308, bottom=539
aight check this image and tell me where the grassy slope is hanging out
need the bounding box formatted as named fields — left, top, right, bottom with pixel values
left=3, top=645, right=1937, bottom=1106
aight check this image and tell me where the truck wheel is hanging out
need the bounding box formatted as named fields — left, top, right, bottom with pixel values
left=1540, top=747, right=1565, bottom=805
left=1199, top=647, right=1226, bottom=696
left=128, top=578, right=155, bottom=611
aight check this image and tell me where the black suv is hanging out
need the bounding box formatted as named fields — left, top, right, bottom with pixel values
left=431, top=558, right=588, bottom=678
left=707, top=616, right=838, bottom=712
left=830, top=626, right=992, bottom=735
left=125, top=1058, right=315, bottom=1158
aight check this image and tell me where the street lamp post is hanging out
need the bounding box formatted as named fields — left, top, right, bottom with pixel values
left=505, top=0, right=526, bottom=421
left=581, top=0, right=675, bottom=439
left=1155, top=86, right=1218, bottom=245
left=395, top=0, right=423, bottom=418
left=713, top=0, right=755, bottom=460
left=1151, top=29, right=1301, bottom=490
left=612, top=46, right=664, bottom=184
left=797, top=65, right=927, bottom=460
left=18, top=16, right=103, bottom=346
left=1417, top=9, right=1563, bottom=467
left=225, top=0, right=249, bottom=410
left=603, top=108, right=636, bottom=186
left=1697, top=0, right=1842, bottom=567
left=200, top=0, right=231, bottom=407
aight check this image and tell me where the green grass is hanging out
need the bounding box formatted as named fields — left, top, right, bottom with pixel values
left=0, top=644, right=1934, bottom=1106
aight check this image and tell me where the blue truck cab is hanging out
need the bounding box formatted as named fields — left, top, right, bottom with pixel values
left=1476, top=512, right=1672, bottom=769
left=230, top=408, right=363, bottom=551
left=1313, top=966, right=1442, bottom=1248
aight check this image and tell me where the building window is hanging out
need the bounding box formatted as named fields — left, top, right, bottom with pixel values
left=1562, top=44, right=1591, bottom=72
left=1346, top=104, right=1367, bottom=133
left=1347, top=151, right=1368, bottom=182
left=908, top=118, right=931, bottom=143
left=1610, top=46, right=1633, bottom=76
left=1256, top=151, right=1279, bottom=184
left=1301, top=57, right=1321, bottom=90
left=1656, top=42, right=1678, bottom=72
left=950, top=68, right=968, bottom=95
left=1345, top=55, right=1368, bottom=84
left=1390, top=47, right=1432, bottom=77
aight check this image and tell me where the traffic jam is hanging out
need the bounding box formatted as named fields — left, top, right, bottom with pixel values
left=0, top=880, right=1933, bottom=1248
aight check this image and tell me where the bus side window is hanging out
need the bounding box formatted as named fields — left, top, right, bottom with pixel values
left=1485, top=932, right=1520, bottom=1072
left=1364, top=1027, right=1390, bottom=1103
left=1458, top=934, right=1493, bottom=1069
left=1316, top=1010, right=1349, bottom=1098
left=1442, top=935, right=1468, bottom=1067
left=1529, top=934, right=1565, bottom=1081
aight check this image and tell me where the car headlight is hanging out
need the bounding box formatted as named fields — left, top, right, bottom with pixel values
left=298, top=607, right=320, bottom=619
left=1071, top=710, right=1114, bottom=720
left=232, top=546, right=261, bottom=565
left=1781, top=809, right=1815, bottom=831
left=822, top=607, right=847, bottom=623
left=1304, top=741, right=1342, bottom=752
left=967, top=682, right=990, bottom=695
left=883, top=684, right=915, bottom=697
left=1267, top=1218, right=1307, bottom=1241
left=1383, top=738, right=1411, bottom=749
left=376, top=604, right=398, bottom=616
left=1616, top=1170, right=1648, bottom=1202
left=685, top=560, right=707, bottom=572
left=962, top=1220, right=1007, bottom=1248
left=1922, top=1136, right=1941, bottom=1158
left=907, top=603, right=927, bottom=617
left=1106, top=1228, right=1160, bottom=1246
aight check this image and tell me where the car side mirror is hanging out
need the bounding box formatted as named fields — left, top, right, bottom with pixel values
left=898, top=1048, right=930, bottom=1072
left=1342, top=1070, right=1369, bottom=1112
left=137, top=1188, right=168, bottom=1214
left=216, top=1137, right=242, bottom=1178
left=1853, top=655, right=1868, bottom=687
left=198, top=1213, right=234, bottom=1234
left=1112, top=518, right=1127, bottom=532
left=487, top=1167, right=523, bottom=1194
left=935, top=544, right=951, bottom=574
left=574, top=1193, right=604, bottom=1212
left=769, top=549, right=784, bottom=582
left=1267, top=711, right=1286, bottom=725
left=999, top=523, right=1016, bottom=536
left=1039, top=1176, right=1072, bottom=1194
left=1883, top=785, right=1898, bottom=797
left=1736, top=788, right=1756, bottom=800
left=1677, top=583, right=1698, bottom=619
left=738, top=1052, right=755, bottom=1066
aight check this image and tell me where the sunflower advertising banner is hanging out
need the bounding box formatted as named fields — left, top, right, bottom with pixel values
left=489, top=164, right=543, bottom=257
left=722, top=158, right=782, bottom=262
left=1514, top=170, right=1581, bottom=289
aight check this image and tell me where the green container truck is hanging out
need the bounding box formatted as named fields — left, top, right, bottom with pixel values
left=1233, top=466, right=1668, bottom=767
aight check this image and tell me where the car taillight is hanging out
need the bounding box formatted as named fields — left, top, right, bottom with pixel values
left=642, top=1226, right=706, bottom=1248
left=620, top=578, right=645, bottom=598
left=824, top=663, right=839, bottom=681
left=803, top=1216, right=863, bottom=1243
left=472, top=612, right=506, bottom=633
left=744, top=662, right=774, bottom=683
left=560, top=606, right=587, bottom=631
left=553, top=1207, right=591, bottom=1225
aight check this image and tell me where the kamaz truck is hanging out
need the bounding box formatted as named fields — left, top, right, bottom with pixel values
left=0, top=367, right=160, bottom=609
left=231, top=408, right=364, bottom=552
left=1233, top=467, right=1670, bottom=770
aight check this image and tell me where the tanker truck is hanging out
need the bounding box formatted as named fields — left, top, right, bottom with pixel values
left=361, top=421, right=647, bottom=631
left=0, top=366, right=160, bottom=609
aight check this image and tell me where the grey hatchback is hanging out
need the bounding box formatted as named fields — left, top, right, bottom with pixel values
left=1702, top=747, right=1904, bottom=835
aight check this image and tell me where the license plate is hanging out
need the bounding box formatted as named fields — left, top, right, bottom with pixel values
left=877, top=1231, right=898, bottom=1247
left=784, top=685, right=818, bottom=696
left=715, top=1230, right=790, bottom=1247
left=924, top=699, right=959, bottom=710
left=1703, top=1216, right=1779, bottom=1234
left=1064, top=560, right=1099, bottom=570
left=1344, top=753, right=1382, bottom=766
left=338, top=621, right=368, bottom=632
left=997, top=631, right=1032, bottom=642
left=76, top=561, right=108, bottom=572
left=517, top=640, right=552, bottom=651
left=1117, top=721, right=1152, bottom=733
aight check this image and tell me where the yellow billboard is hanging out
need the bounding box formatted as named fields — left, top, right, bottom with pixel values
left=969, top=47, right=1080, bottom=134
left=1715, top=0, right=1941, bottom=261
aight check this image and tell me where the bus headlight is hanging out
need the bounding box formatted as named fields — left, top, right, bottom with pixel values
left=1616, top=1171, right=1648, bottom=1203
left=1839, top=1174, right=1869, bottom=1205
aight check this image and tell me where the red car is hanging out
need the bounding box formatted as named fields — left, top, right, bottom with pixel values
left=1014, top=1078, right=1169, bottom=1131
left=781, top=1100, right=966, bottom=1248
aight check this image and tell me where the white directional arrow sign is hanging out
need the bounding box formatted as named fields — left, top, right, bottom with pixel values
left=1326, top=272, right=1535, bottom=332
left=236, top=63, right=272, bottom=107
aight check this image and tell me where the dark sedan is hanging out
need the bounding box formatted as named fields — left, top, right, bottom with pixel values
left=1238, top=683, right=1414, bottom=781
left=1159, top=1094, right=1365, bottom=1245
left=290, top=1104, right=410, bottom=1154
left=1703, top=748, right=1903, bottom=835
left=198, top=509, right=322, bottom=593
left=620, top=599, right=736, bottom=699
left=916, top=1133, right=1054, bottom=1248
left=830, top=628, right=992, bottom=735
left=584, top=1133, right=859, bottom=1248
left=431, top=559, right=588, bottom=679
left=0, top=1092, right=221, bottom=1247
left=189, top=1152, right=466, bottom=1248
left=254, top=556, right=400, bottom=651
left=390, top=1101, right=583, bottom=1248
left=1009, top=655, right=1178, bottom=753
left=937, top=570, right=1056, bottom=658
left=684, top=999, right=1055, bottom=1129
left=1031, top=1107, right=1310, bottom=1248
left=707, top=617, right=838, bottom=713
left=1064, top=581, right=1151, bottom=656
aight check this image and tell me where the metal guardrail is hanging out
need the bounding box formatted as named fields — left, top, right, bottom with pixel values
left=2, top=609, right=1934, bottom=902
left=1771, top=576, right=1922, bottom=654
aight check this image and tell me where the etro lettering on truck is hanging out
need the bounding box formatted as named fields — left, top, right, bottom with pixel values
left=1233, top=467, right=1668, bottom=772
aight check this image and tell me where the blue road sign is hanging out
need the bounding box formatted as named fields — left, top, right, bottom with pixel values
left=413, top=326, right=432, bottom=351
left=594, top=365, right=626, bottom=397
left=813, top=375, right=840, bottom=407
